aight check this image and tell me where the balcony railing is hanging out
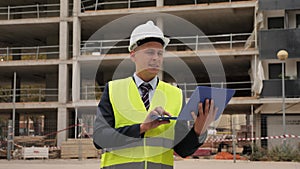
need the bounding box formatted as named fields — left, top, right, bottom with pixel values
left=81, top=0, right=253, bottom=12
left=81, top=33, right=253, bottom=55
left=164, top=0, right=253, bottom=6
left=178, top=81, right=252, bottom=98
left=80, top=81, right=252, bottom=100
left=0, top=45, right=73, bottom=61
left=259, top=29, right=300, bottom=59
left=261, top=79, right=300, bottom=98
left=0, top=3, right=61, bottom=20
left=0, top=81, right=252, bottom=102
left=81, top=0, right=156, bottom=11
left=0, top=88, right=58, bottom=102
left=259, top=0, right=300, bottom=11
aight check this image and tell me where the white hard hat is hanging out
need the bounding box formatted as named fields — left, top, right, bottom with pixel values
left=128, top=20, right=170, bottom=52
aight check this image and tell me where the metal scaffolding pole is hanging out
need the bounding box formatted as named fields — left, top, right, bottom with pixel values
left=12, top=72, right=16, bottom=151
left=7, top=120, right=13, bottom=160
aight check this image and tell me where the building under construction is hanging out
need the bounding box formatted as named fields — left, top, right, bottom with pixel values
left=0, top=0, right=299, bottom=155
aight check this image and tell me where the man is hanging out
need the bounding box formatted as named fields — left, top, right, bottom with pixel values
left=93, top=21, right=217, bottom=169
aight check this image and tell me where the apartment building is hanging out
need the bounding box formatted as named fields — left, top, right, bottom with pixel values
left=258, top=0, right=300, bottom=149
left=0, top=0, right=298, bottom=150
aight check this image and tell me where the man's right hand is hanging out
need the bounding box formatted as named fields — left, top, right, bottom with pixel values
left=140, top=106, right=172, bottom=134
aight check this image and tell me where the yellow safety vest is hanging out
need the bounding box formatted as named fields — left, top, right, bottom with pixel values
left=101, top=77, right=182, bottom=169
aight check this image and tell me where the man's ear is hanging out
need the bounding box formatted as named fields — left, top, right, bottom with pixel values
left=130, top=51, right=135, bottom=62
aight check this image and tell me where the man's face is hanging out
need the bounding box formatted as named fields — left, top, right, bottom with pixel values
left=130, top=41, right=164, bottom=79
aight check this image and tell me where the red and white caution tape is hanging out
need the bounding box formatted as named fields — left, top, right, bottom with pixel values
left=205, top=134, right=300, bottom=143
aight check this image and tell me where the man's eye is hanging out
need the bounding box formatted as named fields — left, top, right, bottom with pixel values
left=158, top=52, right=163, bottom=56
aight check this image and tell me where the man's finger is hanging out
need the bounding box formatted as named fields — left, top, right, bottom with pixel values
left=210, top=100, right=214, bottom=111
left=198, top=102, right=203, bottom=114
left=151, top=110, right=160, bottom=117
left=154, top=107, right=163, bottom=116
left=204, top=99, right=210, bottom=114
left=155, top=106, right=172, bottom=117
left=162, top=110, right=172, bottom=117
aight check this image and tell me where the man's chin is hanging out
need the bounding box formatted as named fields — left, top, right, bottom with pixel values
left=147, top=68, right=160, bottom=75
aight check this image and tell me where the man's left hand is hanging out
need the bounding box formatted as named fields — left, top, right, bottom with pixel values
left=191, top=99, right=218, bottom=136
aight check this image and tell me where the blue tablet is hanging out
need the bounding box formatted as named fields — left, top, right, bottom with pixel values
left=178, top=86, right=235, bottom=121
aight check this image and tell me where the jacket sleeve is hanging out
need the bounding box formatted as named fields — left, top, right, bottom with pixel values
left=93, top=83, right=143, bottom=149
left=173, top=93, right=207, bottom=157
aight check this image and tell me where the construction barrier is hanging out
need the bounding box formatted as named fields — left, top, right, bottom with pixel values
left=205, top=134, right=300, bottom=143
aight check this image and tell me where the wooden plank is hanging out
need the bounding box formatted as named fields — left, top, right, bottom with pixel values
left=61, top=139, right=100, bottom=159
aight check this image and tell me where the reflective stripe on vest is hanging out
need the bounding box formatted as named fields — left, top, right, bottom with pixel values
left=102, top=77, right=182, bottom=169
left=101, top=161, right=173, bottom=169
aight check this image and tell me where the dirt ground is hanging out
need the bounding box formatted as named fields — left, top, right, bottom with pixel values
left=0, top=159, right=299, bottom=169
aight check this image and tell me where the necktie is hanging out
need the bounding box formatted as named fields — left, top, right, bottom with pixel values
left=140, top=83, right=152, bottom=110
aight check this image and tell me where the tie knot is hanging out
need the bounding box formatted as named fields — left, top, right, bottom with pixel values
left=140, top=83, right=152, bottom=92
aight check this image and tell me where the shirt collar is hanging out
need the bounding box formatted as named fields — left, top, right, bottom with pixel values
left=133, top=73, right=158, bottom=90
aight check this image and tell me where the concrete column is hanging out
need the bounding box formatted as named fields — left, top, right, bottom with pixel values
left=72, top=0, right=81, bottom=102
left=72, top=14, right=81, bottom=58
left=57, top=107, right=68, bottom=146
left=57, top=2, right=69, bottom=149
left=73, top=0, right=81, bottom=15
left=59, top=21, right=69, bottom=60
left=60, top=0, right=69, bottom=18
left=60, top=0, right=69, bottom=60
left=59, top=64, right=69, bottom=103
left=157, top=0, right=164, bottom=7
left=72, top=62, right=80, bottom=102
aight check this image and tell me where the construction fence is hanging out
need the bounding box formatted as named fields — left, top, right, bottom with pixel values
left=1, top=113, right=300, bottom=161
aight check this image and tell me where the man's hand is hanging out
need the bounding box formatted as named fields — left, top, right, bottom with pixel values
left=192, top=99, right=218, bottom=136
left=140, top=106, right=172, bottom=134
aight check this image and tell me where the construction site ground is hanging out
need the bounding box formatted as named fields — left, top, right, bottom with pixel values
left=0, top=158, right=299, bottom=169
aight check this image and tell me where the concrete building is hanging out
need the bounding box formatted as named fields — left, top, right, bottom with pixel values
left=258, top=0, right=300, bottom=149
left=0, top=0, right=299, bottom=149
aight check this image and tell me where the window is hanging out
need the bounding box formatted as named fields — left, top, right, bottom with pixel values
left=268, top=17, right=284, bottom=29
left=297, top=14, right=300, bottom=28
left=269, top=63, right=285, bottom=79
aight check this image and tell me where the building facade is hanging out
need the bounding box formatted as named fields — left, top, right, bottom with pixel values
left=258, top=0, right=300, bottom=148
left=0, top=0, right=299, bottom=149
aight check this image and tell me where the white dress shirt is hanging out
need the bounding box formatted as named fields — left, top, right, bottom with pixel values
left=133, top=73, right=158, bottom=102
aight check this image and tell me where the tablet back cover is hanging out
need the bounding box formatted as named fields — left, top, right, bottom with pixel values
left=178, top=86, right=235, bottom=121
